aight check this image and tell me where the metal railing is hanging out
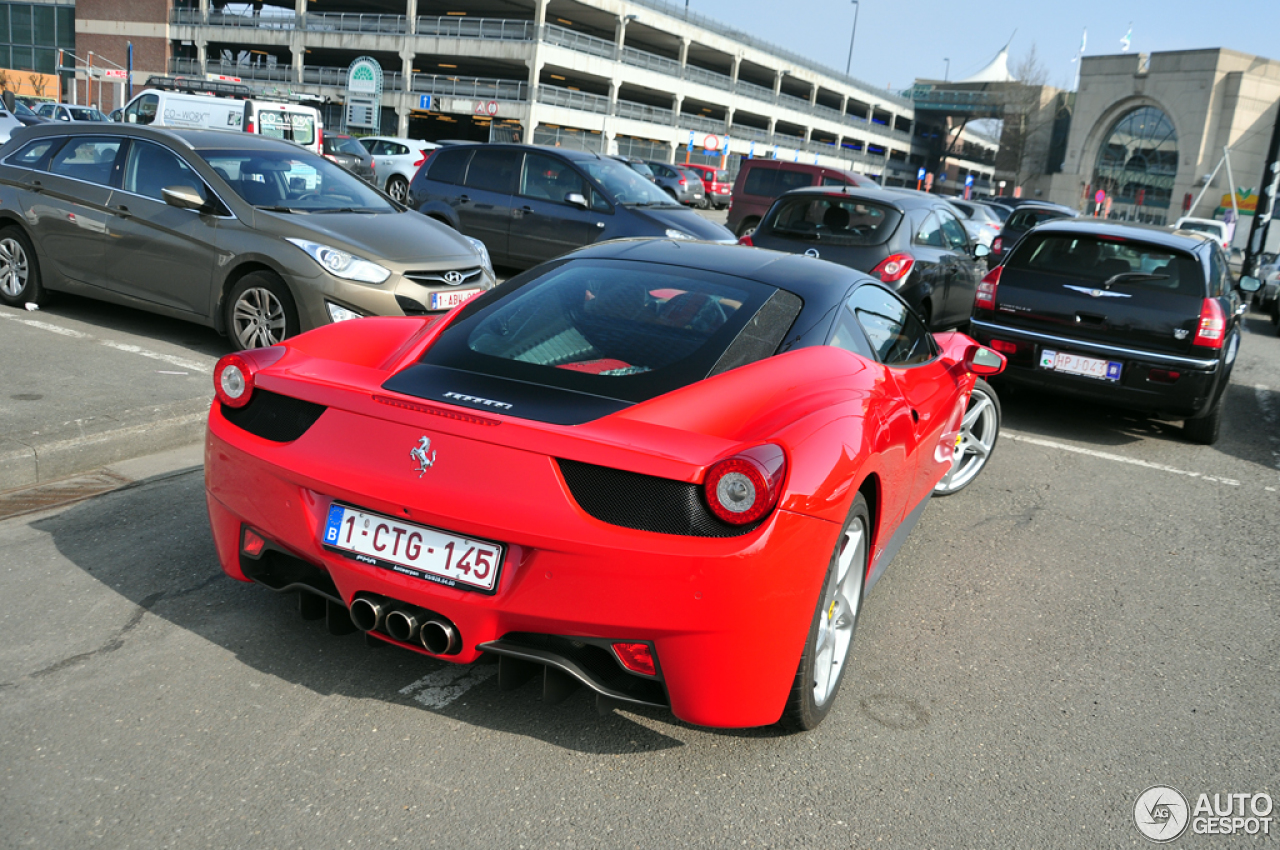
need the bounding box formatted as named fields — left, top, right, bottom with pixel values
left=203, top=10, right=297, bottom=29
left=735, top=79, right=774, bottom=104
left=543, top=23, right=616, bottom=59
left=415, top=16, right=534, bottom=40
left=683, top=64, right=732, bottom=91
left=729, top=125, right=770, bottom=142
left=615, top=99, right=673, bottom=124
left=413, top=74, right=527, bottom=102
left=621, top=45, right=681, bottom=76
left=537, top=84, right=610, bottom=115
left=205, top=60, right=296, bottom=84
left=680, top=113, right=725, bottom=133
left=304, top=13, right=406, bottom=34
left=533, top=125, right=605, bottom=153
left=778, top=93, right=811, bottom=112
left=812, top=103, right=843, bottom=122
left=300, top=65, right=351, bottom=88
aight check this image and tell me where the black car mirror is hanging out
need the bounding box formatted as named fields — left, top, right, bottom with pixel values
left=1, top=90, right=13, bottom=113
left=162, top=185, right=211, bottom=213
left=973, top=244, right=991, bottom=258
left=565, top=192, right=588, bottom=209
left=1237, top=275, right=1262, bottom=293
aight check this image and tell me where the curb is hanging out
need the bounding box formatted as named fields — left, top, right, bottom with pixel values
left=0, top=398, right=209, bottom=493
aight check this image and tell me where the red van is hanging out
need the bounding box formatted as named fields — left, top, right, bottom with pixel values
left=682, top=163, right=733, bottom=210
left=727, top=159, right=877, bottom=237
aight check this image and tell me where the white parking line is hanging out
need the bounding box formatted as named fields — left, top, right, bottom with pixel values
left=1004, top=432, right=1243, bottom=486
left=0, top=311, right=212, bottom=373
left=399, top=663, right=497, bottom=709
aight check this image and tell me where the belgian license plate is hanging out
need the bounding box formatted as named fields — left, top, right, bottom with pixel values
left=431, top=288, right=480, bottom=311
left=1039, top=349, right=1122, bottom=381
left=321, top=503, right=504, bottom=592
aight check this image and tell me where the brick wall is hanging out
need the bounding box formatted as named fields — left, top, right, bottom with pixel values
left=72, top=0, right=170, bottom=110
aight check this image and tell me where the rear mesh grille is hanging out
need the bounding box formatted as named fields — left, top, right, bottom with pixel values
left=557, top=458, right=760, bottom=537
left=221, top=389, right=326, bottom=442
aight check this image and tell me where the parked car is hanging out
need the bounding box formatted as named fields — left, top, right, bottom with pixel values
left=728, top=159, right=878, bottom=238
left=974, top=199, right=1013, bottom=223
left=1173, top=216, right=1231, bottom=253
left=357, top=136, right=437, bottom=203
left=321, top=132, right=376, bottom=184
left=10, top=99, right=48, bottom=127
left=0, top=124, right=496, bottom=349
left=409, top=142, right=734, bottom=270
left=990, top=201, right=1078, bottom=261
left=644, top=159, right=706, bottom=207
left=34, top=103, right=110, bottom=123
left=743, top=186, right=989, bottom=331
left=204, top=236, right=1007, bottom=731
left=0, top=98, right=24, bottom=143
left=609, top=155, right=657, bottom=182
left=969, top=220, right=1261, bottom=444
left=948, top=198, right=1002, bottom=248
left=683, top=162, right=733, bottom=209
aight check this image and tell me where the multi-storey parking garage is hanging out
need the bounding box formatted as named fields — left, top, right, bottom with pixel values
left=73, top=0, right=996, bottom=187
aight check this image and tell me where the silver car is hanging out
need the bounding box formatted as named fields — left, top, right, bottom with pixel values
left=0, top=124, right=495, bottom=349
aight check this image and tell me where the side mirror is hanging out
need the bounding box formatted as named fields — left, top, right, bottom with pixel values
left=1, top=90, right=13, bottom=113
left=1238, top=275, right=1262, bottom=293
left=162, top=185, right=211, bottom=213
left=964, top=344, right=1006, bottom=377
left=564, top=192, right=589, bottom=209
left=973, top=243, right=991, bottom=258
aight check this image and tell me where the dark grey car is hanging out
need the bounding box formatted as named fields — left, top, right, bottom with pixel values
left=0, top=123, right=496, bottom=349
left=408, top=143, right=733, bottom=270
left=322, top=132, right=376, bottom=184
left=643, top=159, right=706, bottom=207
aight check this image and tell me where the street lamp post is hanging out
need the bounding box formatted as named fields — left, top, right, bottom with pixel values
left=844, top=0, right=859, bottom=77
left=943, top=57, right=950, bottom=81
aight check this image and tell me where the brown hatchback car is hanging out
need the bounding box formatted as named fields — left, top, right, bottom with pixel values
left=0, top=123, right=495, bottom=348
left=727, top=159, right=878, bottom=238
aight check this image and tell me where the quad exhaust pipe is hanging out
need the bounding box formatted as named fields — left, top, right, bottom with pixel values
left=350, top=594, right=460, bottom=655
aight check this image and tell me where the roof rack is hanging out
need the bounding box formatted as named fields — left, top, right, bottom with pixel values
left=143, top=75, right=255, bottom=99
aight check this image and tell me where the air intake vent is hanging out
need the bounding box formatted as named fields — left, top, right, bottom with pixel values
left=557, top=458, right=760, bottom=537
left=221, top=389, right=325, bottom=442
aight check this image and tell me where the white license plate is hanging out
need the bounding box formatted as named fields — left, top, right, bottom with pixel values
left=1039, top=349, right=1122, bottom=381
left=431, top=288, right=481, bottom=311
left=322, top=503, right=504, bottom=592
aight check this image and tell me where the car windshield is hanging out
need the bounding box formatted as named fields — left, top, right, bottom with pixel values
left=1009, top=234, right=1204, bottom=297
left=766, top=196, right=902, bottom=246
left=196, top=149, right=395, bottom=212
left=12, top=100, right=37, bottom=118
left=578, top=158, right=679, bottom=206
left=68, top=107, right=107, bottom=121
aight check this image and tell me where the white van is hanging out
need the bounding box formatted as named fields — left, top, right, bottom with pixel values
left=120, top=84, right=321, bottom=156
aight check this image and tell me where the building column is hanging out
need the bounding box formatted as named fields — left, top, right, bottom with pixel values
left=678, top=37, right=689, bottom=75
left=809, top=83, right=818, bottom=107
left=773, top=69, right=785, bottom=98
left=730, top=55, right=741, bottom=86
left=405, top=0, right=417, bottom=35
left=196, top=41, right=207, bottom=76
left=399, top=47, right=414, bottom=136
left=290, top=0, right=306, bottom=84
left=672, top=92, right=684, bottom=125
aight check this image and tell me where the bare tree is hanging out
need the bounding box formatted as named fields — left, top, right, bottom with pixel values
left=26, top=72, right=47, bottom=100
left=995, top=45, right=1060, bottom=190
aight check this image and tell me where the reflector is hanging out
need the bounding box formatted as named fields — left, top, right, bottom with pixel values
left=613, top=642, right=657, bottom=676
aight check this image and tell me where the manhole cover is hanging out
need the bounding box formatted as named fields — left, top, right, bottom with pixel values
left=0, top=470, right=132, bottom=520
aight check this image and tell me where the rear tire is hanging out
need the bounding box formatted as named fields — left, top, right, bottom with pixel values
left=0, top=226, right=44, bottom=308
left=225, top=271, right=300, bottom=350
left=1183, top=396, right=1224, bottom=445
left=387, top=175, right=409, bottom=204
left=781, top=493, right=869, bottom=731
left=736, top=218, right=759, bottom=239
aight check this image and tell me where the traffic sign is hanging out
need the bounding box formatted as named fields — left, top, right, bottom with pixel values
left=687, top=130, right=695, bottom=152
left=417, top=94, right=432, bottom=110
left=1094, top=189, right=1106, bottom=204
left=965, top=174, right=975, bottom=187
left=103, top=69, right=128, bottom=80
left=917, top=167, right=926, bottom=181
left=937, top=172, right=946, bottom=184
left=702, top=134, right=721, bottom=152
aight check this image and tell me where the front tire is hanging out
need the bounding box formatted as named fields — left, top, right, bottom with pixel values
left=387, top=175, right=409, bottom=204
left=0, top=227, right=44, bottom=308
left=934, top=378, right=1001, bottom=495
left=225, top=271, right=300, bottom=350
left=736, top=218, right=759, bottom=239
left=782, top=493, right=870, bottom=731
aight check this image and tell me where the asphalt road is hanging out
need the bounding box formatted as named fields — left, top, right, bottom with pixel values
left=1, top=207, right=1277, bottom=847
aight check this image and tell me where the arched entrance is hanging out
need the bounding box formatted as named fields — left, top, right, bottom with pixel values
left=1091, top=106, right=1178, bottom=224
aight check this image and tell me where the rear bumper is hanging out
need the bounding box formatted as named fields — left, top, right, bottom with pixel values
left=204, top=411, right=838, bottom=728
left=970, top=318, right=1227, bottom=419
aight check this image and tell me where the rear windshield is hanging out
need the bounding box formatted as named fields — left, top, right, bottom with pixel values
left=419, top=258, right=794, bottom=403
left=257, top=109, right=316, bottom=146
left=766, top=195, right=901, bottom=246
left=327, top=136, right=366, bottom=156
left=1007, top=208, right=1067, bottom=230
left=1007, top=234, right=1205, bottom=297
left=1177, top=220, right=1224, bottom=236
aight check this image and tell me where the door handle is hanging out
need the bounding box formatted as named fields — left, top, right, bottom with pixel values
left=115, top=204, right=131, bottom=218
left=911, top=409, right=920, bottom=423
left=457, top=194, right=470, bottom=204
left=516, top=205, right=535, bottom=216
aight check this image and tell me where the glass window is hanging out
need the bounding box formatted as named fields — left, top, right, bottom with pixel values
left=578, top=157, right=673, bottom=207
left=766, top=195, right=902, bottom=247
left=388, top=142, right=408, bottom=156
left=1092, top=106, right=1178, bottom=212
left=0, top=7, right=10, bottom=42
left=1009, top=234, right=1205, bottom=297
left=124, top=94, right=158, bottom=125
left=196, top=149, right=395, bottom=213
left=914, top=213, right=946, bottom=248
left=938, top=210, right=969, bottom=249
left=848, top=284, right=935, bottom=366
left=520, top=152, right=586, bottom=203
left=47, top=137, right=122, bottom=186
left=257, top=109, right=316, bottom=147
left=426, top=147, right=470, bottom=185
left=463, top=148, right=519, bottom=194
left=5, top=137, right=59, bottom=167
left=32, top=6, right=53, bottom=45
left=56, top=7, right=74, bottom=47
left=1208, top=248, right=1227, bottom=297
left=10, top=5, right=31, bottom=44
left=33, top=46, right=53, bottom=74
left=123, top=140, right=206, bottom=203
left=10, top=45, right=32, bottom=71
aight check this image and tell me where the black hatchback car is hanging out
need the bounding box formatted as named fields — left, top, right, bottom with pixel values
left=408, top=143, right=733, bottom=269
left=744, top=186, right=990, bottom=331
left=970, top=220, right=1261, bottom=444
left=990, top=201, right=1078, bottom=262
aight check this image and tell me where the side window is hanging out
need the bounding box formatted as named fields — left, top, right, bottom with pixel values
left=520, top=153, right=586, bottom=203
left=122, top=140, right=206, bottom=202
left=938, top=210, right=969, bottom=250
left=914, top=213, right=946, bottom=248
left=652, top=163, right=672, bottom=178
left=848, top=284, right=935, bottom=366
left=124, top=94, right=158, bottom=125
left=389, top=143, right=409, bottom=157
left=6, top=137, right=60, bottom=168
left=821, top=175, right=848, bottom=187
left=1208, top=248, right=1228, bottom=297
left=828, top=302, right=875, bottom=360
left=426, top=147, right=471, bottom=185
left=463, top=148, right=519, bottom=194
left=47, top=137, right=123, bottom=187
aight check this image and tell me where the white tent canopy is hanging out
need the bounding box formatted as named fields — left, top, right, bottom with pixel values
left=960, top=45, right=1017, bottom=84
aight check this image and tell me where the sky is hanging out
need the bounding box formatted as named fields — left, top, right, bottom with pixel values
left=680, top=0, right=1280, bottom=95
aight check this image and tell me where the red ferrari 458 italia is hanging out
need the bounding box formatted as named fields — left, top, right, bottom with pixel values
left=205, top=239, right=1005, bottom=730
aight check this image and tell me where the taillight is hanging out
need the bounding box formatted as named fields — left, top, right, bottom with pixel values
left=1148, top=368, right=1181, bottom=383
left=246, top=118, right=254, bottom=134
left=414, top=151, right=427, bottom=170
left=992, top=236, right=1002, bottom=254
left=704, top=444, right=786, bottom=525
left=988, top=338, right=1018, bottom=355
left=738, top=233, right=754, bottom=246
left=870, top=252, right=915, bottom=284
left=1192, top=298, right=1226, bottom=348
left=317, top=126, right=324, bottom=149
left=975, top=265, right=1002, bottom=311
left=241, top=527, right=267, bottom=557
left=612, top=642, right=657, bottom=676
left=213, top=346, right=286, bottom=409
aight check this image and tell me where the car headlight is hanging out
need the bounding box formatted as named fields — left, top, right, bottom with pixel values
left=286, top=238, right=390, bottom=284
left=665, top=229, right=695, bottom=240
left=326, top=301, right=363, bottom=323
left=466, top=236, right=494, bottom=278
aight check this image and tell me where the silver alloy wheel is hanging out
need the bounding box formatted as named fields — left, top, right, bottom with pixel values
left=388, top=176, right=408, bottom=203
left=811, top=516, right=866, bottom=707
left=935, top=383, right=999, bottom=494
left=231, top=286, right=288, bottom=348
left=0, top=236, right=29, bottom=299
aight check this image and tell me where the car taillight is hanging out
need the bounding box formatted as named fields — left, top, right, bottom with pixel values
left=870, top=252, right=915, bottom=284
left=612, top=642, right=657, bottom=676
left=703, top=444, right=786, bottom=525
left=213, top=346, right=286, bottom=409
left=414, top=151, right=427, bottom=169
left=988, top=338, right=1018, bottom=355
left=975, top=265, right=1002, bottom=311
left=678, top=177, right=687, bottom=187
left=738, top=233, right=754, bottom=246
left=317, top=126, right=324, bottom=149
left=992, top=236, right=1002, bottom=254
left=1192, top=298, right=1226, bottom=348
